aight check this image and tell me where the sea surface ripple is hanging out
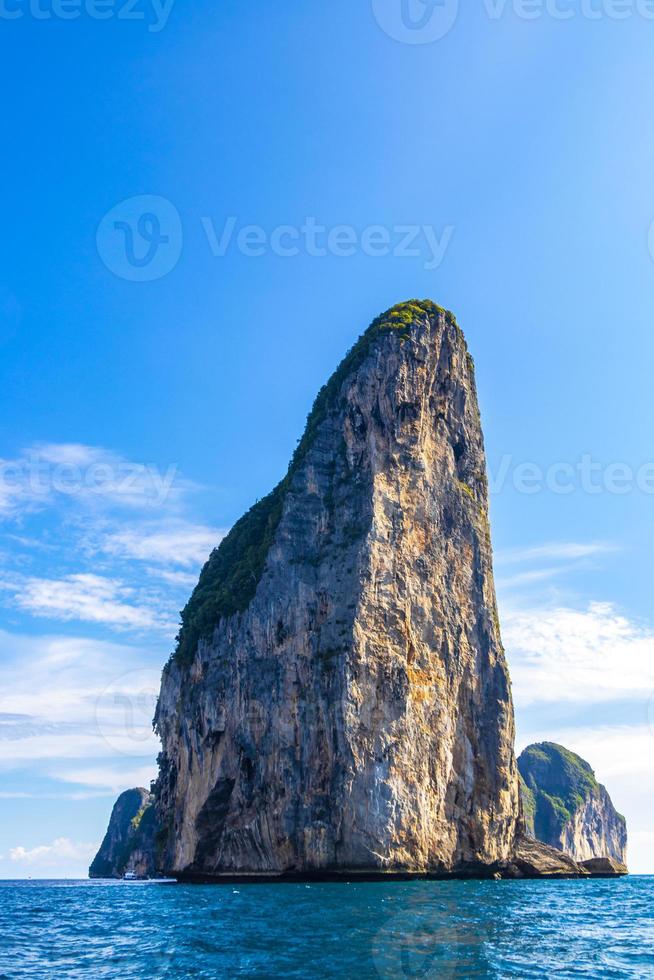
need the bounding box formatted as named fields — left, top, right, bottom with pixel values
left=0, top=876, right=652, bottom=978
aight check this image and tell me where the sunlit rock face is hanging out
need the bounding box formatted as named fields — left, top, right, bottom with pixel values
left=153, top=301, right=521, bottom=879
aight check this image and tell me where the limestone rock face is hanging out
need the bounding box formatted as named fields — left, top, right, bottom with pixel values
left=154, top=301, right=521, bottom=878
left=89, top=788, right=158, bottom=879
left=579, top=857, right=628, bottom=876
left=507, top=835, right=590, bottom=878
left=518, top=742, right=627, bottom=865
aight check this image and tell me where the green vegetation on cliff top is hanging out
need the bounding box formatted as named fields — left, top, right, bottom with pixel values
left=172, top=300, right=459, bottom=667
left=518, top=742, right=601, bottom=841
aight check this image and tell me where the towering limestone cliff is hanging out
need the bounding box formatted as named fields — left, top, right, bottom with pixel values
left=519, top=743, right=627, bottom=865
left=153, top=300, right=522, bottom=878
left=89, top=788, right=158, bottom=879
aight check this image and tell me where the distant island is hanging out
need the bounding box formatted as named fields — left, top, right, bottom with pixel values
left=91, top=302, right=627, bottom=882
left=519, top=742, right=627, bottom=866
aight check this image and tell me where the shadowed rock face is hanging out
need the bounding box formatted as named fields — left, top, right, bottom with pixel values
left=518, top=742, right=627, bottom=865
left=153, top=301, right=521, bottom=878
left=89, top=788, right=158, bottom=879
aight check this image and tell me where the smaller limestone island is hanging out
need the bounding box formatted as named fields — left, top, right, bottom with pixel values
left=89, top=788, right=158, bottom=880
left=90, top=301, right=628, bottom=883
left=519, top=742, right=627, bottom=870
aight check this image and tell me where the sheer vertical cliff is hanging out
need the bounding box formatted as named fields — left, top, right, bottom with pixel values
left=153, top=300, right=521, bottom=878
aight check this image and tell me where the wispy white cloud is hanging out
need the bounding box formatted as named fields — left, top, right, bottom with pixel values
left=478, top=540, right=652, bottom=869
left=0, top=630, right=162, bottom=773
left=35, top=444, right=101, bottom=466
left=100, top=522, right=223, bottom=567
left=7, top=837, right=96, bottom=866
left=11, top=573, right=175, bottom=632
left=145, top=567, right=199, bottom=588
left=516, top=723, right=654, bottom=781
left=495, top=540, right=619, bottom=597
left=0, top=790, right=113, bottom=800
left=0, top=442, right=212, bottom=877
left=496, top=541, right=618, bottom=566
left=0, top=442, right=219, bottom=641
left=0, top=835, right=100, bottom=879
left=0, top=733, right=159, bottom=764
left=505, top=601, right=654, bottom=707
left=54, top=764, right=157, bottom=794
left=496, top=566, right=565, bottom=590
left=0, top=443, right=186, bottom=518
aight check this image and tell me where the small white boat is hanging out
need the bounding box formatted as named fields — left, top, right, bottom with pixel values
left=123, top=870, right=138, bottom=881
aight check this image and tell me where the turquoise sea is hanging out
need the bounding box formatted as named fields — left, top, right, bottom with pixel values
left=1, top=877, right=652, bottom=978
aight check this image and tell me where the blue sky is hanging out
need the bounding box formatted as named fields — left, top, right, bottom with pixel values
left=1, top=0, right=654, bottom=876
